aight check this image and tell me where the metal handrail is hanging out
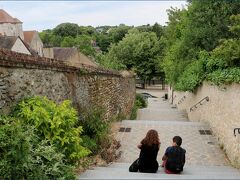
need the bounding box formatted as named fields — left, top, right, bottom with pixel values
left=178, top=95, right=186, bottom=105
left=234, top=128, right=240, bottom=136
left=190, top=96, right=209, bottom=112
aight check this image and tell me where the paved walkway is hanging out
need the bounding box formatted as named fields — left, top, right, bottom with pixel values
left=116, top=89, right=229, bottom=166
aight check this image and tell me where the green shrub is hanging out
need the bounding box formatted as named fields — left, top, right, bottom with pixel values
left=0, top=116, right=33, bottom=179
left=0, top=116, right=75, bottom=179
left=130, top=103, right=138, bottom=120
left=81, top=135, right=98, bottom=153
left=12, top=96, right=90, bottom=163
left=175, top=59, right=205, bottom=91
left=207, top=68, right=240, bottom=86
left=206, top=39, right=240, bottom=71
left=78, top=107, right=110, bottom=154
left=174, top=38, right=240, bottom=91
left=130, top=94, right=147, bottom=120
left=136, top=94, right=147, bottom=108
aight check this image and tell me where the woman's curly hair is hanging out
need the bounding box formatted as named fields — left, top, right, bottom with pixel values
left=141, top=129, right=160, bottom=147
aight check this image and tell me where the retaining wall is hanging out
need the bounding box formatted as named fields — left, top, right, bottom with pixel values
left=169, top=82, right=240, bottom=168
left=0, top=48, right=135, bottom=120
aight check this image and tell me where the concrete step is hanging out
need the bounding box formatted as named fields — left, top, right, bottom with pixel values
left=79, top=162, right=240, bottom=179
left=92, top=166, right=240, bottom=175
left=146, top=104, right=174, bottom=108
left=139, top=107, right=180, bottom=111
left=138, top=109, right=187, bottom=117
left=79, top=163, right=240, bottom=179
left=79, top=168, right=240, bottom=179
left=107, top=163, right=240, bottom=172
left=121, top=120, right=205, bottom=126
left=137, top=115, right=188, bottom=121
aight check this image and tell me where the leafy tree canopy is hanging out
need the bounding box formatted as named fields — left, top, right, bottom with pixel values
left=161, top=0, right=240, bottom=90
left=53, top=23, right=79, bottom=37
left=101, top=29, right=164, bottom=80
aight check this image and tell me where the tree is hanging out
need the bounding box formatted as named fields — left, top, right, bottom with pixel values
left=61, top=36, right=75, bottom=47
left=152, top=23, right=164, bottom=39
left=103, top=29, right=163, bottom=81
left=136, top=24, right=152, bottom=32
left=230, top=14, right=240, bottom=37
left=108, top=24, right=132, bottom=44
left=162, top=0, right=240, bottom=87
left=39, top=29, right=52, bottom=46
left=79, top=26, right=97, bottom=36
left=161, top=7, right=188, bottom=85
left=206, top=14, right=240, bottom=71
left=96, top=34, right=112, bottom=52
left=74, top=35, right=96, bottom=57
left=53, top=23, right=79, bottom=37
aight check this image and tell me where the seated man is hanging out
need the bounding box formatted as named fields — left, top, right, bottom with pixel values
left=162, top=136, right=186, bottom=174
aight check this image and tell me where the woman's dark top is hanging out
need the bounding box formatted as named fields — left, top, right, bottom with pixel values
left=138, top=144, right=159, bottom=173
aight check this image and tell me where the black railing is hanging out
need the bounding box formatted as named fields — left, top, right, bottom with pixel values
left=234, top=128, right=240, bottom=136
left=190, top=96, right=209, bottom=112
left=178, top=95, right=186, bottom=105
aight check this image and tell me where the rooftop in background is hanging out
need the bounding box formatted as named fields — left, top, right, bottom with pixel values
left=23, top=30, right=37, bottom=44
left=52, top=47, right=98, bottom=67
left=0, top=35, right=18, bottom=49
left=0, top=9, right=22, bottom=24
left=53, top=47, right=78, bottom=61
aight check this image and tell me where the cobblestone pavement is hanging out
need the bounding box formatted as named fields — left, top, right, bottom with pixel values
left=116, top=89, right=229, bottom=166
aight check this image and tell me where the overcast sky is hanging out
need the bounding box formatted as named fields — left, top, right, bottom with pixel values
left=0, top=1, right=187, bottom=32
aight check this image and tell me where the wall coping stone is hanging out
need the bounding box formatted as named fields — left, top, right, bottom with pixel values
left=0, top=48, right=126, bottom=77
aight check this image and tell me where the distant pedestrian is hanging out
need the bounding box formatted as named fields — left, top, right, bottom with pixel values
left=162, top=136, right=186, bottom=174
left=129, top=129, right=160, bottom=173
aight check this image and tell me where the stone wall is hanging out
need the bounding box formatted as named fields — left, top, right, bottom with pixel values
left=43, top=47, right=54, bottom=59
left=0, top=48, right=135, bottom=120
left=169, top=82, right=240, bottom=168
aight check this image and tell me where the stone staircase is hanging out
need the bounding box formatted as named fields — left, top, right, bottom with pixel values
left=79, top=90, right=240, bottom=179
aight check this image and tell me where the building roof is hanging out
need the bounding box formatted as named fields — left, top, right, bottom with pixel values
left=0, top=35, right=18, bottom=49
left=53, top=47, right=78, bottom=61
left=53, top=47, right=98, bottom=67
left=78, top=51, right=98, bottom=67
left=23, top=31, right=37, bottom=44
left=0, top=35, right=37, bottom=56
left=21, top=38, right=39, bottom=56
left=0, top=9, right=22, bottom=24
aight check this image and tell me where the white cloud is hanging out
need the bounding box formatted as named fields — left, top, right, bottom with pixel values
left=0, top=1, right=187, bottom=31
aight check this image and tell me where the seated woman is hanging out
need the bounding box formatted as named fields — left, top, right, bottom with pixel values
left=129, top=129, right=160, bottom=173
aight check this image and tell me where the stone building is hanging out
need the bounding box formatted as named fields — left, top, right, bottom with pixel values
left=0, top=35, right=31, bottom=55
left=44, top=47, right=98, bottom=67
left=24, top=31, right=44, bottom=56
left=0, top=9, right=24, bottom=39
left=0, top=9, right=43, bottom=56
